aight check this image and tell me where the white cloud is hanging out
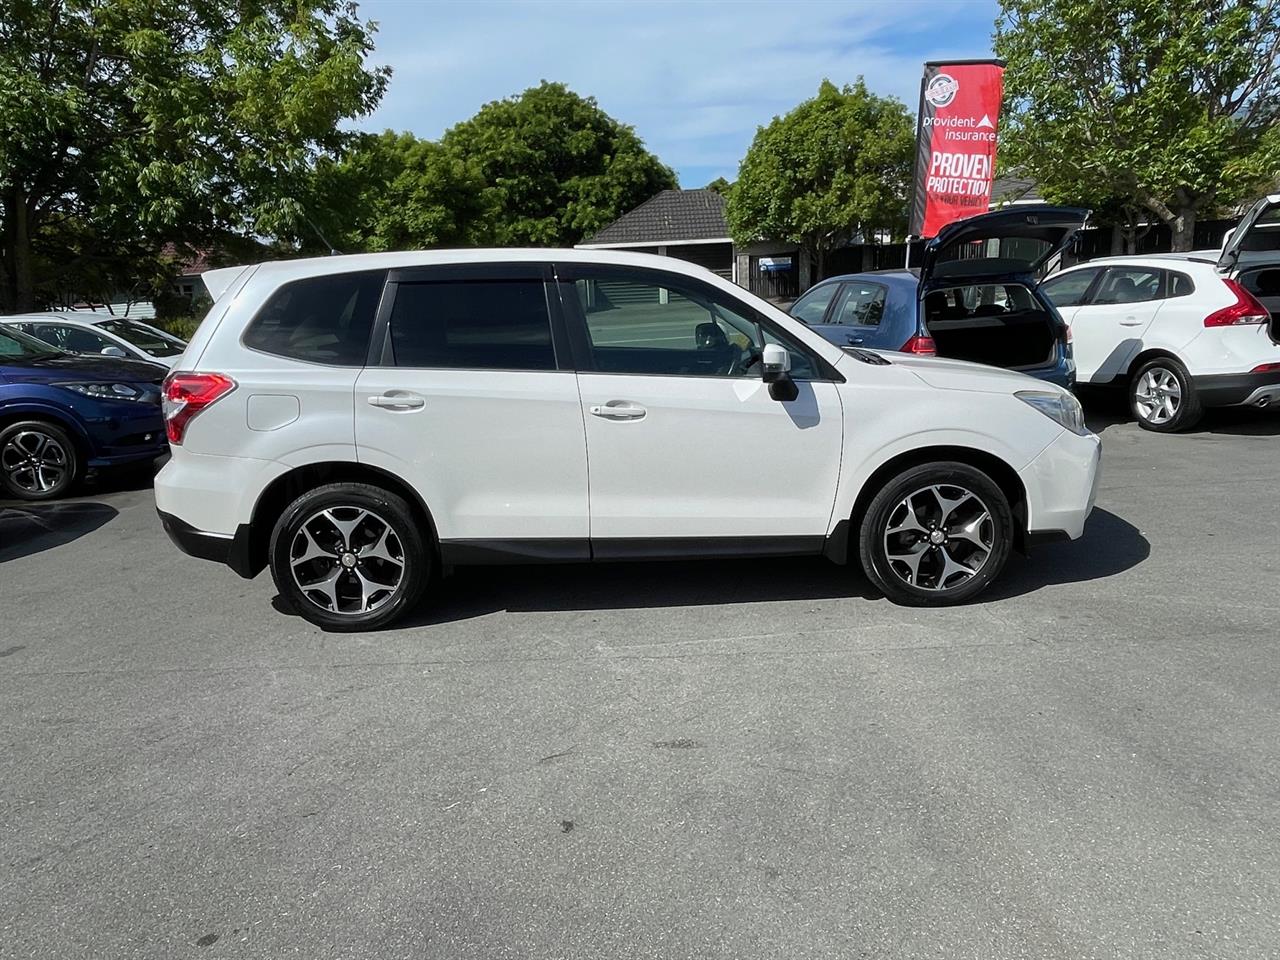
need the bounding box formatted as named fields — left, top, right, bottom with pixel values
left=358, top=0, right=998, bottom=183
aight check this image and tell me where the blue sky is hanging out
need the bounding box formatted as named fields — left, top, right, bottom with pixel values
left=357, top=0, right=1000, bottom=187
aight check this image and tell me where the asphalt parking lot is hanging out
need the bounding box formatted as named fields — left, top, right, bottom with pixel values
left=3, top=403, right=1280, bottom=960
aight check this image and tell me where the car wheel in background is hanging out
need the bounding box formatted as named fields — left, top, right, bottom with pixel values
left=1130, top=356, right=1202, bottom=432
left=269, top=482, right=430, bottom=632
left=0, top=420, right=80, bottom=501
left=858, top=461, right=1014, bottom=606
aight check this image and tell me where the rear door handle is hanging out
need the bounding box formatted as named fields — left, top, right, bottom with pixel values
left=589, top=401, right=647, bottom=421
left=368, top=392, right=425, bottom=410
left=846, top=336, right=864, bottom=345
left=1119, top=316, right=1143, bottom=326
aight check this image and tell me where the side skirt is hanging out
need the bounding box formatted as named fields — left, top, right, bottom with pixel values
left=438, top=536, right=829, bottom=566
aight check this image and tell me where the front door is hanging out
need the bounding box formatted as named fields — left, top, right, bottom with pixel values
left=353, top=264, right=589, bottom=550
left=557, top=264, right=844, bottom=549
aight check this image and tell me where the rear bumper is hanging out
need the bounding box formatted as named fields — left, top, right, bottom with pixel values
left=1193, top=371, right=1280, bottom=408
left=1018, top=428, right=1102, bottom=540
left=157, top=510, right=257, bottom=579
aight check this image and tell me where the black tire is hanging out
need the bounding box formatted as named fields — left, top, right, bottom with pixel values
left=0, top=419, right=81, bottom=501
left=857, top=461, right=1014, bottom=607
left=1130, top=356, right=1202, bottom=432
left=269, top=482, right=431, bottom=632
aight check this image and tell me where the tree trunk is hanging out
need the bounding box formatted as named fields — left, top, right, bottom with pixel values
left=1170, top=206, right=1197, bottom=252
left=1110, top=224, right=1123, bottom=256
left=2, top=189, right=36, bottom=312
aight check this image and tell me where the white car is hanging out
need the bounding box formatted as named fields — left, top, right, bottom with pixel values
left=154, top=242, right=1101, bottom=631
left=1040, top=195, right=1280, bottom=431
left=3, top=313, right=187, bottom=367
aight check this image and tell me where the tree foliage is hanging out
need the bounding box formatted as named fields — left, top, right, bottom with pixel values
left=437, top=81, right=677, bottom=247
left=0, top=0, right=388, bottom=311
left=995, top=0, right=1280, bottom=250
left=727, top=79, right=915, bottom=269
left=703, top=176, right=733, bottom=196
left=294, top=131, right=488, bottom=254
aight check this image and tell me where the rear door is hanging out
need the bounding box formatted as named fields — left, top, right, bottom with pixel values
left=811, top=280, right=890, bottom=348
left=1068, top=266, right=1167, bottom=383
left=559, top=263, right=844, bottom=547
left=353, top=263, right=589, bottom=548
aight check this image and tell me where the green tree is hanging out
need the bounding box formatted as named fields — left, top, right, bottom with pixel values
left=704, top=176, right=733, bottom=196
left=727, top=79, right=915, bottom=275
left=296, top=131, right=487, bottom=254
left=440, top=81, right=677, bottom=246
left=0, top=0, right=388, bottom=312
left=995, top=0, right=1280, bottom=251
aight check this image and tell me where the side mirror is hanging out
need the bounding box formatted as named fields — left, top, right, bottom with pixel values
left=761, top=342, right=798, bottom=401
left=101, top=345, right=127, bottom=358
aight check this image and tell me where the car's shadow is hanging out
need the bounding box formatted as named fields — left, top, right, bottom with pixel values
left=0, top=501, right=119, bottom=563
left=1079, top=387, right=1280, bottom=436
left=270, top=508, right=1149, bottom=628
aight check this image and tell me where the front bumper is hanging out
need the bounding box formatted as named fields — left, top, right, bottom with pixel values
left=1018, top=427, right=1102, bottom=541
left=157, top=510, right=257, bottom=578
left=1193, top=370, right=1280, bottom=408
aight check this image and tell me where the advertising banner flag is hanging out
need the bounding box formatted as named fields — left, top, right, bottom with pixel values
left=909, top=59, right=1005, bottom=239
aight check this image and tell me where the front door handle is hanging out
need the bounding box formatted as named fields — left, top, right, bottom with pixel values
left=1119, top=316, right=1143, bottom=326
left=846, top=335, right=864, bottom=345
left=589, top=400, right=647, bottom=421
left=368, top=392, right=426, bottom=410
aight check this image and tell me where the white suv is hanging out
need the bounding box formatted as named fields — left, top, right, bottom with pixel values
left=1041, top=195, right=1280, bottom=431
left=155, top=247, right=1101, bottom=630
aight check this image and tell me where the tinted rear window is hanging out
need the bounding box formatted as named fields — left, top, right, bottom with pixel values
left=388, top=280, right=555, bottom=370
left=243, top=270, right=385, bottom=365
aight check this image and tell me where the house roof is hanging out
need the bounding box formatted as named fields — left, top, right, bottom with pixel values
left=991, top=175, right=1043, bottom=204
left=580, top=189, right=730, bottom=247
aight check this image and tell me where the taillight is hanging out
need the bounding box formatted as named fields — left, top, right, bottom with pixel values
left=1204, top=279, right=1270, bottom=327
left=901, top=335, right=937, bottom=356
left=1252, top=362, right=1280, bottom=373
left=162, top=372, right=236, bottom=444
left=1064, top=324, right=1074, bottom=344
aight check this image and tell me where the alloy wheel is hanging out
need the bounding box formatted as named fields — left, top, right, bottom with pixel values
left=882, top=484, right=995, bottom=591
left=1134, top=367, right=1182, bottom=425
left=289, top=506, right=406, bottom=616
left=1, top=430, right=70, bottom=495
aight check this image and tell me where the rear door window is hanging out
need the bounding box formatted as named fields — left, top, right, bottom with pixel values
left=828, top=282, right=887, bottom=326
left=387, top=279, right=556, bottom=370
left=1094, top=267, right=1163, bottom=304
left=243, top=270, right=385, bottom=366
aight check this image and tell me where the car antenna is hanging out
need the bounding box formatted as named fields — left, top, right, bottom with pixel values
left=300, top=212, right=341, bottom=256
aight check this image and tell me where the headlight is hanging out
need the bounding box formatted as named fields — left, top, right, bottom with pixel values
left=54, top=382, right=143, bottom=401
left=1015, top=389, right=1090, bottom=436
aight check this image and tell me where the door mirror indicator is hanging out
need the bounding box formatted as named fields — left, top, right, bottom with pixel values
left=761, top=342, right=791, bottom=380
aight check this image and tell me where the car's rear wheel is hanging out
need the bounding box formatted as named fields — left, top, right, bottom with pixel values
left=0, top=420, right=80, bottom=501
left=269, top=482, right=430, bottom=632
left=858, top=462, right=1013, bottom=606
left=1130, top=357, right=1202, bottom=432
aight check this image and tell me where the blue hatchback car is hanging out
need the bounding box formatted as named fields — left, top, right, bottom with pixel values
left=789, top=206, right=1089, bottom=389
left=0, top=323, right=168, bottom=500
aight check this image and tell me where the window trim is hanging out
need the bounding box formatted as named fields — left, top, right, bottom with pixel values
left=552, top=263, right=843, bottom=382
left=370, top=263, right=572, bottom=373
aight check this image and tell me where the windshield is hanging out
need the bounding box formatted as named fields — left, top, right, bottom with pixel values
left=0, top=324, right=66, bottom=363
left=94, top=319, right=186, bottom=357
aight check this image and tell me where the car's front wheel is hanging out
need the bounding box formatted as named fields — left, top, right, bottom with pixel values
left=1130, top=357, right=1202, bottom=432
left=269, top=482, right=430, bottom=631
left=858, top=461, right=1014, bottom=606
left=0, top=419, right=80, bottom=501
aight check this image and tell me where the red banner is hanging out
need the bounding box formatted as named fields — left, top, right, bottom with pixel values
left=909, top=60, right=1005, bottom=239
